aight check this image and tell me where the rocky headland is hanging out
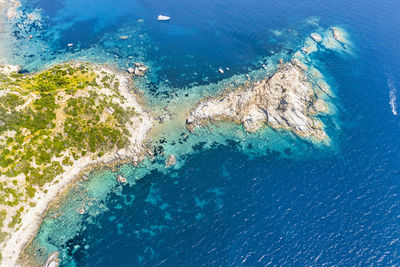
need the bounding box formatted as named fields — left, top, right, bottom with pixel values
left=186, top=62, right=330, bottom=140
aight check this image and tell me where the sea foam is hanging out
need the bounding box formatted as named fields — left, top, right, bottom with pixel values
left=388, top=79, right=397, bottom=116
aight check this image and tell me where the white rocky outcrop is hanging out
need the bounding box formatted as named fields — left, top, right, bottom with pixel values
left=310, top=32, right=322, bottom=42
left=186, top=62, right=330, bottom=140
left=165, top=155, right=176, bottom=167
left=44, top=251, right=59, bottom=267
left=128, top=63, right=148, bottom=76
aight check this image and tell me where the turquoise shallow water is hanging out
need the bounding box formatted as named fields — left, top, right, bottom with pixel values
left=5, top=0, right=400, bottom=265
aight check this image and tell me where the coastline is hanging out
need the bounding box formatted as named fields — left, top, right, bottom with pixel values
left=0, top=3, right=352, bottom=262
left=1, top=61, right=339, bottom=266
left=0, top=63, right=154, bottom=267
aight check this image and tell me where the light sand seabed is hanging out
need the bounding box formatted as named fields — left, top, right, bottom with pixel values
left=0, top=0, right=20, bottom=64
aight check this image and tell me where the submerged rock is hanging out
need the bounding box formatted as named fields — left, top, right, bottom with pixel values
left=186, top=62, right=329, bottom=140
left=321, top=27, right=350, bottom=52
left=330, top=27, right=347, bottom=44
left=302, top=37, right=318, bottom=54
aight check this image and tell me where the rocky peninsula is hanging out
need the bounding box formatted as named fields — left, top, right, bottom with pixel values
left=186, top=62, right=330, bottom=140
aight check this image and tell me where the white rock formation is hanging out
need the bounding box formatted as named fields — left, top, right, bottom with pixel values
left=116, top=175, right=127, bottom=183
left=310, top=32, right=322, bottom=42
left=44, top=251, right=60, bottom=267
left=134, top=66, right=147, bottom=76
left=165, top=155, right=176, bottom=167
left=127, top=67, right=135, bottom=74
left=127, top=64, right=148, bottom=76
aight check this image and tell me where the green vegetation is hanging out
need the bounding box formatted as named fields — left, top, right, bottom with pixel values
left=0, top=63, right=137, bottom=231
left=0, top=210, right=6, bottom=228
left=8, top=207, right=23, bottom=229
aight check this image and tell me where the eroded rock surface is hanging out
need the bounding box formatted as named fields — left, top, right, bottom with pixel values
left=186, top=62, right=330, bottom=140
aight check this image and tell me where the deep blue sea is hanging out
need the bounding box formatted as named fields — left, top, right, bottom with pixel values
left=7, top=0, right=400, bottom=265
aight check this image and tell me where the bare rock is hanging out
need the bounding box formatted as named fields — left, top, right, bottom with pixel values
left=45, top=251, right=60, bottom=267
left=165, top=155, right=176, bottom=167
left=127, top=67, right=135, bottom=74
left=310, top=32, right=322, bottom=42
left=116, top=175, right=127, bottom=183
left=127, top=63, right=148, bottom=76
left=134, top=66, right=148, bottom=76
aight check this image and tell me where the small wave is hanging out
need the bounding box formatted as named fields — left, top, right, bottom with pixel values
left=388, top=79, right=397, bottom=116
